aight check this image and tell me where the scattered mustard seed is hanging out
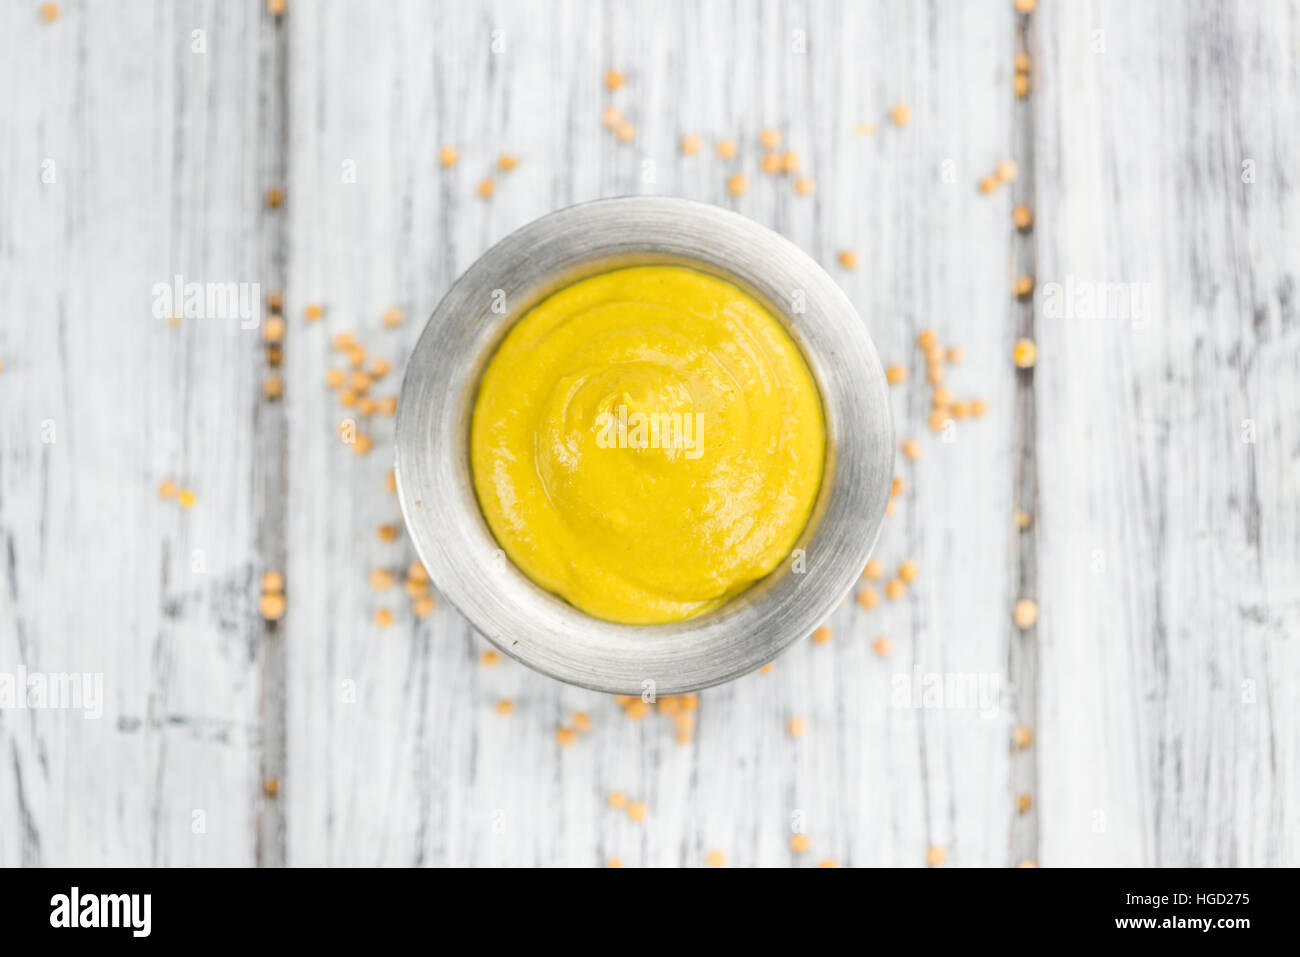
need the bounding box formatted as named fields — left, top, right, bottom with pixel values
left=1013, top=338, right=1038, bottom=368
left=1013, top=598, right=1039, bottom=629
left=790, top=834, right=812, bottom=854
left=759, top=127, right=781, bottom=150
left=158, top=479, right=178, bottom=500
left=793, top=176, right=815, bottom=196
left=1017, top=793, right=1033, bottom=814
left=627, top=801, right=648, bottom=822
left=886, top=364, right=907, bottom=386
left=884, top=578, right=906, bottom=601
left=40, top=2, right=60, bottom=22
left=856, top=587, right=879, bottom=610
left=259, top=592, right=286, bottom=621
left=497, top=154, right=518, bottom=172
left=706, top=849, right=726, bottom=868
left=262, top=315, right=285, bottom=343
left=926, top=846, right=947, bottom=867
left=438, top=145, right=458, bottom=167
left=872, top=635, right=893, bottom=657
left=679, top=133, right=702, bottom=155
left=837, top=250, right=858, bottom=269
left=1012, top=204, right=1034, bottom=230
left=901, top=438, right=922, bottom=461
left=265, top=187, right=283, bottom=209
left=369, top=568, right=394, bottom=591
left=556, top=726, right=578, bottom=747
left=413, top=594, right=436, bottom=617
left=477, top=178, right=495, bottom=198
left=495, top=699, right=514, bottom=716
left=898, top=559, right=919, bottom=583
left=727, top=173, right=749, bottom=197
left=890, top=103, right=912, bottom=127
left=717, top=138, right=737, bottom=159
left=788, top=717, right=808, bottom=738
left=1013, top=725, right=1034, bottom=749
left=997, top=160, right=1019, bottom=183
left=1014, top=274, right=1035, bottom=299
left=373, top=608, right=394, bottom=628
left=178, top=489, right=197, bottom=508
left=479, top=649, right=501, bottom=667
left=262, top=570, right=284, bottom=593
left=604, top=69, right=625, bottom=91
left=811, top=625, right=833, bottom=644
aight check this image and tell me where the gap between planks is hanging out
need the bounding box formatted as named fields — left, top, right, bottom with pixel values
left=255, top=10, right=290, bottom=869
left=1008, top=9, right=1040, bottom=869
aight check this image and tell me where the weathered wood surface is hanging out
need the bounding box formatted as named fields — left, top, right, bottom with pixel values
left=0, top=0, right=1295, bottom=867
left=1034, top=0, right=1300, bottom=866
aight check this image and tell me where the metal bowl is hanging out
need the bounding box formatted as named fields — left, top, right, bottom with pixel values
left=395, top=197, right=893, bottom=695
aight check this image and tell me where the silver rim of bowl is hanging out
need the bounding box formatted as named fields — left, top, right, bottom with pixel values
left=395, top=196, right=893, bottom=695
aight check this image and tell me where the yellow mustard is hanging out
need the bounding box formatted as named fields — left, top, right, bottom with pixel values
left=470, top=265, right=824, bottom=624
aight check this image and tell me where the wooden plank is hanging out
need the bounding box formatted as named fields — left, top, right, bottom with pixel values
left=0, top=0, right=268, bottom=865
left=281, top=0, right=1019, bottom=867
left=1033, top=0, right=1300, bottom=865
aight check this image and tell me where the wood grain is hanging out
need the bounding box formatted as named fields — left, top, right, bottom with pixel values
left=1033, top=0, right=1300, bottom=866
left=0, top=0, right=1295, bottom=868
left=0, top=0, right=268, bottom=865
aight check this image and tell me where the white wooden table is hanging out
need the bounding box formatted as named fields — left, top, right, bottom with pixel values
left=1, top=0, right=1296, bottom=867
